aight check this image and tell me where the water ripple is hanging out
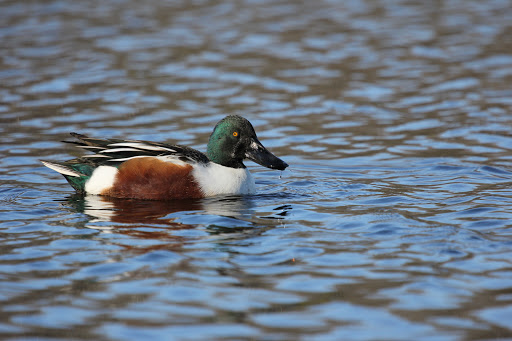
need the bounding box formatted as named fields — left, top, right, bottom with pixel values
left=2, top=0, right=512, bottom=340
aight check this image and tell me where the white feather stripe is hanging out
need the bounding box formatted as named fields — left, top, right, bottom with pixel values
left=108, top=142, right=148, bottom=147
left=136, top=145, right=176, bottom=152
left=108, top=155, right=152, bottom=162
left=107, top=142, right=176, bottom=152
left=107, top=155, right=189, bottom=165
left=100, top=148, right=140, bottom=153
left=78, top=146, right=104, bottom=149
left=41, top=161, right=83, bottom=177
left=156, top=156, right=188, bottom=166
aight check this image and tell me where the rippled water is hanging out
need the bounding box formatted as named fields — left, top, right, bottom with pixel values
left=2, top=0, right=512, bottom=339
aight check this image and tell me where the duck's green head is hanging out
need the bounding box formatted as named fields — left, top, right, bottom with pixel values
left=207, top=115, right=288, bottom=170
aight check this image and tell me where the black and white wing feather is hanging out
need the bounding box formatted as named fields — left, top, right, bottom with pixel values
left=66, top=132, right=210, bottom=166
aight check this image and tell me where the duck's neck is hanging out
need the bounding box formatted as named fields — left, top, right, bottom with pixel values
left=207, top=144, right=245, bottom=169
left=207, top=151, right=245, bottom=169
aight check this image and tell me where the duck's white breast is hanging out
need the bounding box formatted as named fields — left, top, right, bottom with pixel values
left=192, top=163, right=255, bottom=197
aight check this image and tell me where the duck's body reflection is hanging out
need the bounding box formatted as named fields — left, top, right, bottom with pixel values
left=81, top=195, right=204, bottom=225
left=64, top=194, right=256, bottom=252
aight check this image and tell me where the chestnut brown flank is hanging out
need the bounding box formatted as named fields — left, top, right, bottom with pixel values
left=101, top=157, right=204, bottom=200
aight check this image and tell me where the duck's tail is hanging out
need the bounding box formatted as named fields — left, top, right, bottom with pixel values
left=41, top=160, right=85, bottom=177
left=41, top=160, right=91, bottom=194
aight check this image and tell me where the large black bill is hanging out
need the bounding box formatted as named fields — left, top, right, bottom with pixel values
left=245, top=139, right=288, bottom=171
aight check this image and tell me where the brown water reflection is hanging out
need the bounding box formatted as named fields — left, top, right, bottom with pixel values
left=70, top=195, right=200, bottom=252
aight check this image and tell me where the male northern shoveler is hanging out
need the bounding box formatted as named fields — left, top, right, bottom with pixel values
left=41, top=115, right=288, bottom=200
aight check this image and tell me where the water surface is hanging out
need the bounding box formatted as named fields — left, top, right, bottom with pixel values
left=2, top=0, right=512, bottom=340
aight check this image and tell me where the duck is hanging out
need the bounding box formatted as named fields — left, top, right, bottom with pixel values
left=41, top=115, right=288, bottom=200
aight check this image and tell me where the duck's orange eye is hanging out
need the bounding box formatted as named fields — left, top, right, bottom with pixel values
left=233, top=131, right=238, bottom=137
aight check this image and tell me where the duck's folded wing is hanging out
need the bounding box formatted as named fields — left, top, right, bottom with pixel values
left=66, top=132, right=210, bottom=166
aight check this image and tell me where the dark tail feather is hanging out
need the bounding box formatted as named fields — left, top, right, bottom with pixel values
left=63, top=132, right=125, bottom=148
